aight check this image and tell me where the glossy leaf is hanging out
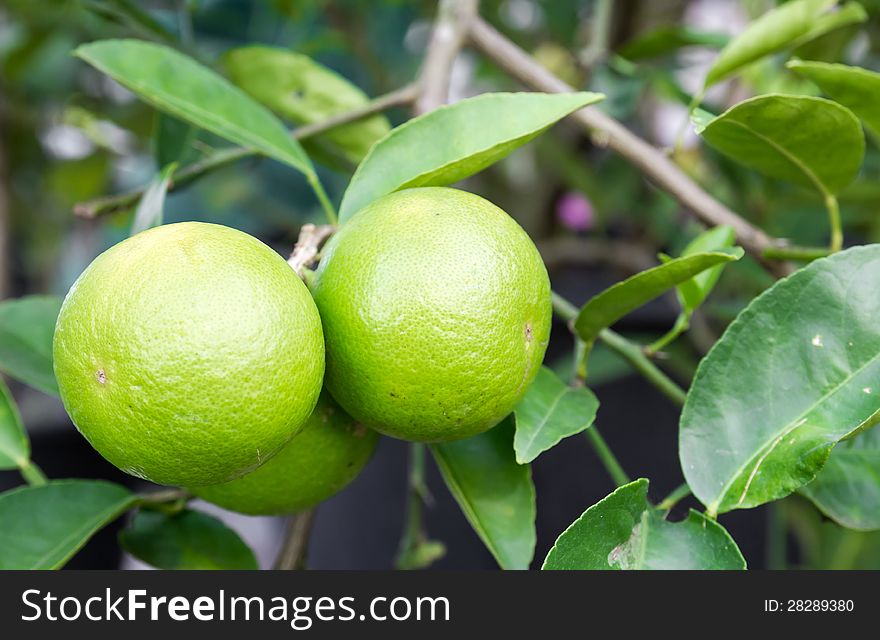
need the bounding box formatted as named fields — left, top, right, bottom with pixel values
left=130, top=162, right=176, bottom=235
left=0, top=480, right=135, bottom=569
left=695, top=94, right=864, bottom=196
left=787, top=60, right=880, bottom=138
left=618, top=26, right=728, bottom=61
left=800, top=427, right=880, bottom=531
left=120, top=509, right=258, bottom=570
left=339, top=91, right=604, bottom=222
left=513, top=367, right=598, bottom=464
left=680, top=245, right=880, bottom=515
left=0, top=377, right=27, bottom=470
left=75, top=40, right=314, bottom=178
left=431, top=416, right=535, bottom=569
left=675, top=226, right=737, bottom=314
left=543, top=479, right=745, bottom=570
left=0, top=296, right=62, bottom=396
left=223, top=45, right=390, bottom=167
left=573, top=250, right=742, bottom=347
left=704, top=0, right=860, bottom=88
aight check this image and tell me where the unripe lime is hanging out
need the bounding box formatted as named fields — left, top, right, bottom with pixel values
left=53, top=222, right=325, bottom=486
left=311, top=187, right=551, bottom=442
left=189, top=393, right=378, bottom=515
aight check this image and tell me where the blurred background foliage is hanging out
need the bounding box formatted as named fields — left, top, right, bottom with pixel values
left=2, top=0, right=880, bottom=568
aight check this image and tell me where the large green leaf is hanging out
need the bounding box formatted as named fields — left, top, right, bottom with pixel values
left=542, top=479, right=745, bottom=570
left=75, top=40, right=314, bottom=178
left=223, top=45, right=391, bottom=168
left=800, top=427, right=880, bottom=531
left=695, top=94, right=863, bottom=197
left=513, top=367, right=598, bottom=464
left=0, top=480, right=135, bottom=569
left=0, top=296, right=62, bottom=396
left=573, top=250, right=742, bottom=348
left=680, top=245, right=880, bottom=515
left=120, top=509, right=258, bottom=569
left=0, top=377, right=28, bottom=470
left=339, top=91, right=604, bottom=223
left=431, top=416, right=535, bottom=569
left=704, top=0, right=864, bottom=88
left=787, top=60, right=880, bottom=138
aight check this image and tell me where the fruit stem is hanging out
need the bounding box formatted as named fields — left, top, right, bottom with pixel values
left=274, top=508, right=317, bottom=570
left=825, top=193, right=843, bottom=253
left=584, top=427, right=629, bottom=487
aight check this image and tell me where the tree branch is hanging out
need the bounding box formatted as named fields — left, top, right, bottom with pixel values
left=467, top=16, right=792, bottom=278
left=415, top=0, right=477, bottom=115
left=288, top=223, right=336, bottom=278
left=274, top=508, right=317, bottom=570
left=73, top=83, right=419, bottom=220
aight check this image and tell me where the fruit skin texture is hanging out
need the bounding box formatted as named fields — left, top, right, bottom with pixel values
left=311, top=187, right=551, bottom=442
left=53, top=222, right=325, bottom=487
left=189, top=393, right=378, bottom=515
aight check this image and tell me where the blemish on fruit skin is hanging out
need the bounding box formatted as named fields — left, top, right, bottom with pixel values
left=524, top=322, right=533, bottom=343
left=96, top=369, right=106, bottom=385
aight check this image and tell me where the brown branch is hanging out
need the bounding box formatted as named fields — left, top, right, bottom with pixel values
left=274, top=508, right=317, bottom=570
left=287, top=223, right=336, bottom=277
left=73, top=83, right=420, bottom=220
left=415, top=0, right=477, bottom=115
left=467, top=16, right=792, bottom=278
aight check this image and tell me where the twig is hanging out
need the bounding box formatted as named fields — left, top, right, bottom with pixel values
left=657, top=482, right=692, bottom=511
left=287, top=223, right=336, bottom=278
left=73, top=84, right=419, bottom=219
left=274, top=508, right=317, bottom=570
left=550, top=291, right=687, bottom=407
left=585, top=427, right=629, bottom=486
left=467, top=16, right=792, bottom=278
left=415, top=0, right=478, bottom=115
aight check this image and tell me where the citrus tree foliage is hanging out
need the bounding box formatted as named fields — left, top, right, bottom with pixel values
left=2, top=0, right=880, bottom=571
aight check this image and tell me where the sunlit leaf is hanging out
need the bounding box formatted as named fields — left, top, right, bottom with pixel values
left=0, top=296, right=62, bottom=396
left=0, top=378, right=28, bottom=470
left=680, top=245, right=880, bottom=515
left=543, top=479, right=745, bottom=570
left=339, top=92, right=604, bottom=222
left=130, top=162, right=176, bottom=235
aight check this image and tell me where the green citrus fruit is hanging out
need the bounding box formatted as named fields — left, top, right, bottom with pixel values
left=311, top=187, right=551, bottom=442
left=189, top=393, right=378, bottom=515
left=53, top=222, right=325, bottom=486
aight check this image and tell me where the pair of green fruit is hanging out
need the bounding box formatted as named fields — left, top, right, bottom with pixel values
left=53, top=187, right=552, bottom=515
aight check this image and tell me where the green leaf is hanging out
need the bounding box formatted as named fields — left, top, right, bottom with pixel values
left=793, top=2, right=868, bottom=49
left=223, top=45, right=391, bottom=168
left=0, top=480, right=135, bottom=569
left=704, top=0, right=861, bottom=88
left=339, top=91, right=604, bottom=223
left=695, top=94, right=864, bottom=196
left=680, top=245, right=880, bottom=515
left=618, top=26, right=729, bottom=61
left=120, top=509, right=258, bottom=569
left=0, top=296, right=62, bottom=396
left=74, top=40, right=314, bottom=178
left=573, top=250, right=743, bottom=347
left=513, top=367, right=598, bottom=464
left=130, top=162, right=176, bottom=235
left=800, top=427, right=880, bottom=531
left=542, top=479, right=745, bottom=570
left=154, top=113, right=197, bottom=167
left=676, top=226, right=738, bottom=313
left=431, top=416, right=535, bottom=569
left=0, top=377, right=28, bottom=470
left=787, top=60, right=880, bottom=138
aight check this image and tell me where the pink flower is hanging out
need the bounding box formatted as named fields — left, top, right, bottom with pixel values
left=556, top=192, right=594, bottom=232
